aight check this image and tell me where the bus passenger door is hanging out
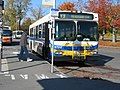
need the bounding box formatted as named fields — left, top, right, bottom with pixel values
left=44, top=22, right=50, bottom=59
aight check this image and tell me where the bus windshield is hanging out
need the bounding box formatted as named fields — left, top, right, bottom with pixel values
left=55, top=21, right=76, bottom=41
left=2, top=30, right=12, bottom=36
left=77, top=21, right=98, bottom=41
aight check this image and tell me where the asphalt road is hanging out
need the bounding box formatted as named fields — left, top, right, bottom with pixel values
left=99, top=47, right=120, bottom=69
left=0, top=39, right=120, bottom=90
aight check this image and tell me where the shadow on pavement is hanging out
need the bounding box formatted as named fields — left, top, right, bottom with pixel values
left=3, top=52, right=43, bottom=62
left=86, top=54, right=114, bottom=66
left=4, top=55, right=18, bottom=59
left=54, top=54, right=114, bottom=67
left=28, top=53, right=43, bottom=61
left=37, top=77, right=120, bottom=90
left=7, top=62, right=47, bottom=72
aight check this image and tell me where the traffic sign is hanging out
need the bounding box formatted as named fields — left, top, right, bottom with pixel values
left=50, top=8, right=59, bottom=17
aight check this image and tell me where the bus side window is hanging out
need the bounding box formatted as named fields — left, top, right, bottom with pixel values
left=39, top=24, right=42, bottom=30
left=30, top=28, right=34, bottom=37
left=42, top=23, right=45, bottom=38
left=33, top=28, right=36, bottom=38
left=39, top=31, right=41, bottom=38
left=38, top=24, right=42, bottom=38
left=36, top=26, right=38, bottom=39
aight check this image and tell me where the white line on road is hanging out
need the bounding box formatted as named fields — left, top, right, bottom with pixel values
left=56, top=74, right=67, bottom=78
left=35, top=74, right=49, bottom=79
left=13, top=52, right=19, bottom=54
left=1, top=59, right=9, bottom=74
left=11, top=75, right=15, bottom=80
left=40, top=74, right=49, bottom=79
left=35, top=74, right=41, bottom=79
left=5, top=74, right=11, bottom=77
left=20, top=74, right=28, bottom=80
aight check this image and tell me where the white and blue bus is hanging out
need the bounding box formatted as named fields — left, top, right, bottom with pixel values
left=28, top=10, right=99, bottom=61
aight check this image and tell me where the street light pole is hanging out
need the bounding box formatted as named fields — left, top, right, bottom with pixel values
left=53, top=0, right=56, bottom=9
left=51, top=0, right=56, bottom=73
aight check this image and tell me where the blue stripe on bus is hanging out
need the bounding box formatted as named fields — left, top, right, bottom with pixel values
left=28, top=38, right=98, bottom=51
left=54, top=44, right=98, bottom=51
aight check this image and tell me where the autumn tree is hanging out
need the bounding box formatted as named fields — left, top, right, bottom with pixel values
left=87, top=0, right=120, bottom=42
left=87, top=0, right=109, bottom=40
left=58, top=2, right=76, bottom=11
left=106, top=2, right=120, bottom=42
left=88, top=0, right=108, bottom=28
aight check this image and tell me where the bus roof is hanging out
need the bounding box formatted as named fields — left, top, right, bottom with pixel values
left=29, top=10, right=98, bottom=29
left=29, top=14, right=51, bottom=28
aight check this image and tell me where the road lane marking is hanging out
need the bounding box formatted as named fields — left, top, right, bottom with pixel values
left=3, top=73, right=67, bottom=80
left=13, top=52, right=19, bottom=54
left=1, top=59, right=9, bottom=74
left=20, top=74, right=28, bottom=80
left=35, top=74, right=49, bottom=79
left=11, top=75, right=15, bottom=80
left=56, top=74, right=67, bottom=78
left=35, top=74, right=41, bottom=79
left=39, top=74, right=49, bottom=79
left=5, top=74, right=11, bottom=77
left=3, top=72, right=9, bottom=74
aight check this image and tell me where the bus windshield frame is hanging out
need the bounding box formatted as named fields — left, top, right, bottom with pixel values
left=55, top=20, right=76, bottom=41
left=77, top=21, right=98, bottom=41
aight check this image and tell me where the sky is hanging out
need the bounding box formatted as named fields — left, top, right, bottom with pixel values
left=30, top=0, right=79, bottom=15
left=31, top=0, right=78, bottom=8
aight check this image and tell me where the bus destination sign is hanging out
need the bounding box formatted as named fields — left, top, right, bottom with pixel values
left=58, top=12, right=94, bottom=20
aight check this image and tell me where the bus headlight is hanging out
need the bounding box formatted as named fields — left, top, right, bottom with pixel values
left=55, top=51, right=63, bottom=55
left=91, top=49, right=98, bottom=54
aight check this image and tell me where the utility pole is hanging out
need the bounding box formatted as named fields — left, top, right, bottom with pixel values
left=51, top=0, right=56, bottom=73
left=0, top=0, right=4, bottom=62
left=42, top=0, right=56, bottom=73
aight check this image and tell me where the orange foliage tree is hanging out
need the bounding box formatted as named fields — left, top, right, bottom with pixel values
left=87, top=0, right=120, bottom=42
left=87, top=0, right=109, bottom=30
left=87, top=0, right=120, bottom=29
left=58, top=2, right=76, bottom=11
left=107, top=4, right=120, bottom=29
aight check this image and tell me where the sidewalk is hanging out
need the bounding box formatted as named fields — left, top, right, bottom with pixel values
left=1, top=51, right=68, bottom=78
left=0, top=52, right=120, bottom=90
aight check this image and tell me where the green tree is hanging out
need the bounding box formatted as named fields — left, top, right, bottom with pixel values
left=3, top=0, right=16, bottom=30
left=3, top=0, right=31, bottom=30
left=14, top=0, right=31, bottom=30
